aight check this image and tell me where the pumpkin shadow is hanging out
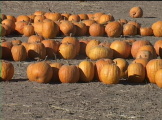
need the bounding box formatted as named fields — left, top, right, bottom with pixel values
left=144, top=17, right=157, bottom=18
left=119, top=79, right=149, bottom=85
left=0, top=79, right=28, bottom=82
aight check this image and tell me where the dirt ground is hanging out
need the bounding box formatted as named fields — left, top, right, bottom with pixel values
left=1, top=1, right=162, bottom=120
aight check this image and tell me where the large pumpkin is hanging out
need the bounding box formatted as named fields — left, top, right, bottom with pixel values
left=89, top=23, right=105, bottom=36
left=146, top=59, right=162, bottom=83
left=27, top=61, right=53, bottom=83
left=152, top=21, right=162, bottom=37
left=0, top=60, right=14, bottom=81
left=58, top=65, right=79, bottom=83
left=99, top=64, right=120, bottom=84
left=78, top=60, right=94, bottom=82
left=155, top=69, right=162, bottom=88
left=128, top=63, right=145, bottom=83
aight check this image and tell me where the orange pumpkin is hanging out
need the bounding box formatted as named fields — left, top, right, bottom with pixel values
left=16, top=15, right=30, bottom=22
left=28, top=35, right=44, bottom=43
left=23, top=24, right=35, bottom=37
left=152, top=21, right=162, bottom=37
left=123, top=24, right=137, bottom=36
left=154, top=40, right=162, bottom=56
left=15, top=21, right=29, bottom=35
left=58, top=65, right=80, bottom=83
left=155, top=69, right=162, bottom=88
left=129, top=7, right=143, bottom=18
left=68, top=14, right=80, bottom=22
left=140, top=27, right=153, bottom=36
left=27, top=61, right=53, bottom=83
left=89, top=23, right=105, bottom=36
left=98, top=14, right=114, bottom=24
left=1, top=60, right=14, bottom=81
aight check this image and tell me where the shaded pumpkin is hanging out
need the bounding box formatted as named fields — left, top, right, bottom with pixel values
left=1, top=41, right=13, bottom=59
left=15, top=21, right=29, bottom=35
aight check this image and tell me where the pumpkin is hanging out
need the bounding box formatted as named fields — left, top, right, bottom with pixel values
left=137, top=45, right=157, bottom=58
left=88, top=45, right=113, bottom=60
left=27, top=14, right=36, bottom=23
left=123, top=24, right=137, bottom=36
left=23, top=23, right=35, bottom=37
left=105, top=21, right=123, bottom=37
left=127, top=21, right=141, bottom=34
left=146, top=59, right=162, bottom=83
left=129, top=6, right=143, bottom=18
left=98, top=14, right=114, bottom=24
left=68, top=14, right=80, bottom=22
left=58, top=43, right=77, bottom=59
left=95, top=59, right=114, bottom=81
left=27, top=42, right=46, bottom=60
left=42, top=20, right=58, bottom=39
left=154, top=40, right=162, bottom=56
left=34, top=11, right=45, bottom=16
left=113, top=58, right=128, bottom=79
left=0, top=60, right=14, bottom=81
left=118, top=19, right=128, bottom=25
left=33, top=21, right=43, bottom=36
left=28, top=35, right=44, bottom=43
left=15, top=21, right=29, bottom=35
left=45, top=12, right=62, bottom=21
left=21, top=42, right=30, bottom=54
left=155, top=69, right=162, bottom=88
left=85, top=39, right=100, bottom=56
left=99, top=64, right=120, bottom=84
left=152, top=21, right=162, bottom=37
left=1, top=41, right=13, bottom=59
left=11, top=44, right=27, bottom=61
left=132, top=58, right=149, bottom=68
left=42, top=40, right=60, bottom=59
left=110, top=40, right=131, bottom=59
left=61, top=36, right=80, bottom=55
left=99, top=41, right=111, bottom=48
left=128, top=63, right=145, bottom=83
left=73, top=22, right=88, bottom=36
left=93, top=12, right=104, bottom=22
left=78, top=60, right=94, bottom=82
left=34, top=15, right=46, bottom=23
left=123, top=39, right=136, bottom=45
left=16, top=15, right=30, bottom=22
left=131, top=40, right=151, bottom=58
left=87, top=13, right=94, bottom=20
left=89, top=23, right=105, bottom=36
left=59, top=21, right=76, bottom=36
left=136, top=50, right=153, bottom=60
left=2, top=19, right=15, bottom=32
left=50, top=62, right=63, bottom=83
left=82, top=20, right=96, bottom=35
left=11, top=39, right=22, bottom=45
left=140, top=27, right=153, bottom=36
left=58, top=64, right=80, bottom=83
left=61, top=13, right=71, bottom=20
left=27, top=61, right=53, bottom=83
left=2, top=24, right=11, bottom=36
left=78, top=14, right=88, bottom=20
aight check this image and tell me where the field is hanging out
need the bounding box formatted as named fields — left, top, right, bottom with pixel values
left=1, top=1, right=162, bottom=120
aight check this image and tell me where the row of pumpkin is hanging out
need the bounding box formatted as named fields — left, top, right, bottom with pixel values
left=1, top=10, right=162, bottom=38
left=1, top=58, right=162, bottom=88
left=1, top=36, right=162, bottom=61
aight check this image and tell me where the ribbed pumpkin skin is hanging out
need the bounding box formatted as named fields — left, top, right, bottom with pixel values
left=0, top=61, right=14, bottom=81
left=27, top=62, right=53, bottom=83
left=89, top=23, right=105, bottom=36
left=128, top=63, right=145, bottom=83
left=131, top=40, right=151, bottom=58
left=58, top=43, right=77, bottom=59
left=146, top=59, right=162, bottom=83
left=85, top=39, right=100, bottom=57
left=23, top=24, right=35, bottom=37
left=113, top=58, right=128, bottom=79
left=105, top=21, right=122, bottom=37
left=99, top=64, right=120, bottom=84
left=61, top=37, right=80, bottom=55
left=110, top=40, right=131, bottom=59
left=79, top=61, right=94, bottom=82
left=88, top=45, right=113, bottom=60
left=11, top=44, right=27, bottom=61
left=27, top=42, right=46, bottom=60
left=58, top=65, right=79, bottom=83
left=95, top=59, right=114, bottom=81
left=123, top=24, right=137, bottom=36
left=60, top=21, right=76, bottom=36
left=42, top=40, right=60, bottom=59
left=50, top=62, right=63, bottom=83
left=42, top=21, right=57, bottom=39
left=129, top=7, right=143, bottom=18
left=155, top=69, right=162, bottom=88
left=152, top=21, right=162, bottom=37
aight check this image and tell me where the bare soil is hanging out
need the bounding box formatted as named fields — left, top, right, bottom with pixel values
left=1, top=1, right=162, bottom=120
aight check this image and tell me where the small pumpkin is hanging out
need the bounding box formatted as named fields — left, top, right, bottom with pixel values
left=23, top=23, right=35, bottom=37
left=98, top=14, right=114, bottom=24
left=0, top=60, right=14, bottom=81
left=140, top=27, right=153, bottom=36
left=129, top=7, right=143, bottom=18
left=89, top=23, right=105, bottom=36
left=16, top=15, right=30, bottom=22
left=28, top=35, right=44, bottom=43
left=68, top=14, right=80, bottom=22
left=123, top=24, right=137, bottom=36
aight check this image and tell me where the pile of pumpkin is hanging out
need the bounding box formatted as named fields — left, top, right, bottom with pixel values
left=1, top=7, right=162, bottom=38
left=1, top=7, right=162, bottom=88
